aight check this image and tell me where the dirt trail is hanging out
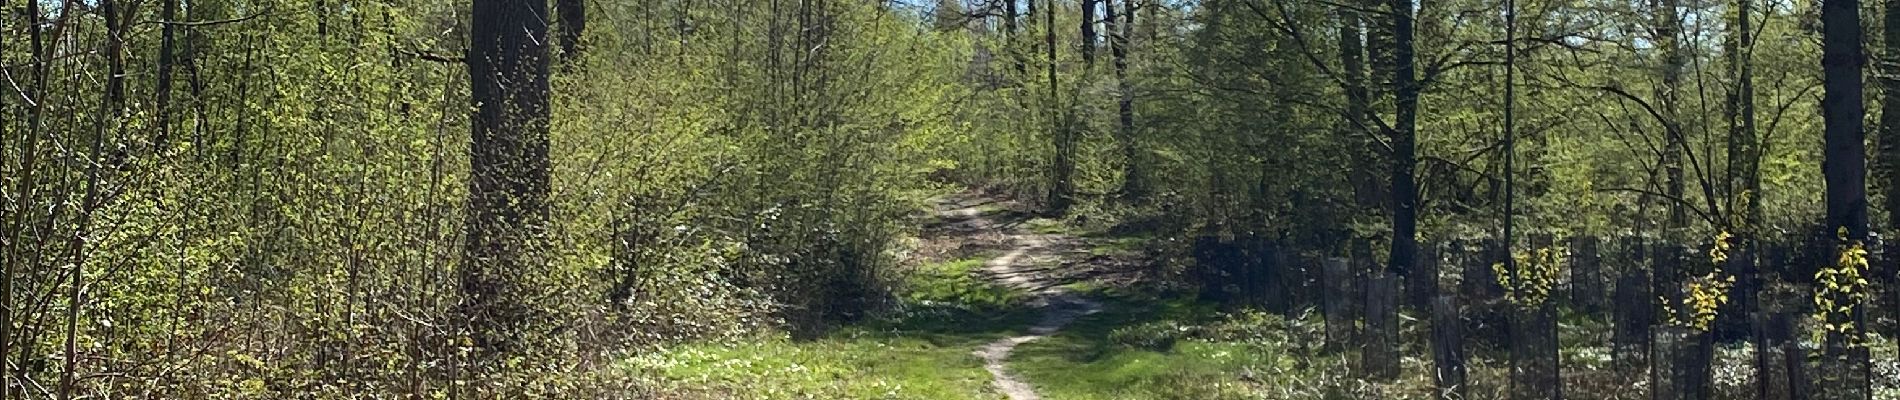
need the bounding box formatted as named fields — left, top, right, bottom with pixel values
left=933, top=194, right=1102, bottom=400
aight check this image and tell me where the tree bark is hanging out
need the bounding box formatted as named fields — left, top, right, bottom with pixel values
left=1823, top=0, right=1869, bottom=240
left=0, top=0, right=11, bottom=396
left=1387, top=0, right=1420, bottom=278
left=463, top=0, right=553, bottom=356
left=1881, top=0, right=1900, bottom=232
left=1340, top=0, right=1379, bottom=212
left=1503, top=0, right=1519, bottom=280
left=1820, top=0, right=1870, bottom=394
left=1729, top=0, right=1759, bottom=229
left=1108, top=0, right=1143, bottom=199
left=1657, top=0, right=1688, bottom=237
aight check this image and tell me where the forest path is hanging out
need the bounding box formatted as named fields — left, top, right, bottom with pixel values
left=931, top=193, right=1103, bottom=400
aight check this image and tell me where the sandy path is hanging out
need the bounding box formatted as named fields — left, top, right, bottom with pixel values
left=934, top=195, right=1101, bottom=400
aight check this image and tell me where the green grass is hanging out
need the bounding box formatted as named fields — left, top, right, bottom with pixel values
left=1007, top=289, right=1442, bottom=400
left=624, top=255, right=1039, bottom=399
left=1088, top=236, right=1147, bottom=256
left=1008, top=292, right=1281, bottom=400
left=625, top=334, right=1001, bottom=399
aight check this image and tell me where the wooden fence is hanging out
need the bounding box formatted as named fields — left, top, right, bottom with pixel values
left=1188, top=233, right=1894, bottom=400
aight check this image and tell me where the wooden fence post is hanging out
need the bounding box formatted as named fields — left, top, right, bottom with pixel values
left=1716, top=238, right=1756, bottom=341
left=1264, top=241, right=1290, bottom=314
left=1570, top=236, right=1604, bottom=316
left=1322, top=257, right=1355, bottom=352
left=1780, top=313, right=1811, bottom=400
left=1754, top=311, right=1803, bottom=400
left=1462, top=238, right=1507, bottom=350
left=1431, top=295, right=1467, bottom=400
left=1410, top=242, right=1440, bottom=312
left=1363, top=274, right=1400, bottom=380
left=1510, top=302, right=1561, bottom=400
left=1613, top=268, right=1652, bottom=373
left=1653, top=242, right=1685, bottom=318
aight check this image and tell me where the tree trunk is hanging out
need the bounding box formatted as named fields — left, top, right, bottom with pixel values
left=155, top=0, right=179, bottom=150
left=1658, top=0, right=1688, bottom=237
left=464, top=0, right=553, bottom=356
left=1339, top=0, right=1379, bottom=212
left=62, top=0, right=130, bottom=397
left=1006, top=0, right=1024, bottom=75
left=1048, top=0, right=1073, bottom=213
left=1824, top=0, right=1869, bottom=240
left=558, top=0, right=585, bottom=63
left=1820, top=0, right=1870, bottom=395
left=1028, top=0, right=1039, bottom=62
left=1108, top=0, right=1143, bottom=199
left=1503, top=0, right=1519, bottom=283
left=0, top=0, right=11, bottom=396
left=1388, top=0, right=1420, bottom=278
left=5, top=0, right=59, bottom=390
left=1081, top=0, right=1097, bottom=68
left=1730, top=0, right=1759, bottom=229
left=1881, top=0, right=1900, bottom=232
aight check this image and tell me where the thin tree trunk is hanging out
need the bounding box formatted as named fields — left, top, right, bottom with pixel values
left=62, top=0, right=130, bottom=396
left=463, top=0, right=553, bottom=356
left=1007, top=0, right=1024, bottom=76
left=155, top=0, right=179, bottom=150
left=1503, top=0, right=1518, bottom=279
left=1501, top=0, right=1526, bottom=393
left=4, top=0, right=63, bottom=388
left=1340, top=0, right=1376, bottom=212
left=1880, top=0, right=1900, bottom=232
left=0, top=0, right=11, bottom=395
left=1028, top=0, right=1039, bottom=65
left=1081, top=0, right=1097, bottom=68
left=1658, top=0, right=1688, bottom=238
left=1048, top=0, right=1073, bottom=213
left=1734, top=0, right=1759, bottom=227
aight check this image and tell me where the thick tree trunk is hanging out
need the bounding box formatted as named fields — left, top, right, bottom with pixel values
left=1387, top=0, right=1420, bottom=278
left=1824, top=0, right=1869, bottom=240
left=1820, top=0, right=1870, bottom=394
left=558, top=0, right=585, bottom=63
left=464, top=0, right=553, bottom=356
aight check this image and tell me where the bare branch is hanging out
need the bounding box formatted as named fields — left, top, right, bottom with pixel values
left=141, top=12, right=267, bottom=27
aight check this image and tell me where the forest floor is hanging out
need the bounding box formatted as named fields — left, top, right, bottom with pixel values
left=945, top=192, right=1103, bottom=400
left=619, top=190, right=1900, bottom=399
left=621, top=190, right=1262, bottom=399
